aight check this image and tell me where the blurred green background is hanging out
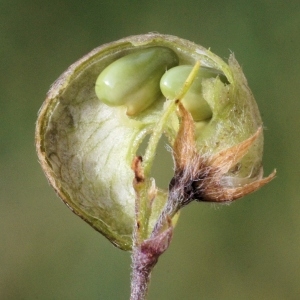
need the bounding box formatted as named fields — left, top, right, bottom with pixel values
left=1, top=0, right=299, bottom=299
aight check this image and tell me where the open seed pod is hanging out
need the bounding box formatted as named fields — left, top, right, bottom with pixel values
left=36, top=34, right=274, bottom=251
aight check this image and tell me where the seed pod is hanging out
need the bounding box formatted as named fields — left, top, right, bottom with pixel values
left=35, top=34, right=273, bottom=251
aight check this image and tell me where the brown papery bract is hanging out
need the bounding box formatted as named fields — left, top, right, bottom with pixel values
left=170, top=103, right=276, bottom=206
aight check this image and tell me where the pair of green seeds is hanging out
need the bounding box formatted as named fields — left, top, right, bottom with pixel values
left=95, top=47, right=225, bottom=121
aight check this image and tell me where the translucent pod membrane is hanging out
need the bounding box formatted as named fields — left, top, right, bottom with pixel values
left=95, top=47, right=179, bottom=115
left=36, top=34, right=267, bottom=251
left=160, top=65, right=221, bottom=121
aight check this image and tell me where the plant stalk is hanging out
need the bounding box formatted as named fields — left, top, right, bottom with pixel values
left=130, top=246, right=157, bottom=300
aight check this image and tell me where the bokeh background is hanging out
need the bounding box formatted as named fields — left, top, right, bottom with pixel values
left=1, top=1, right=299, bottom=299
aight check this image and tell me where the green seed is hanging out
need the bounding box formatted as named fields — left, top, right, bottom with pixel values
left=160, top=65, right=222, bottom=121
left=95, top=47, right=179, bottom=115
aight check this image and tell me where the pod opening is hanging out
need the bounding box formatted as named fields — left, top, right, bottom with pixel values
left=137, top=133, right=174, bottom=190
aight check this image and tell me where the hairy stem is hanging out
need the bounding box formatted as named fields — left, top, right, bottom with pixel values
left=130, top=247, right=157, bottom=300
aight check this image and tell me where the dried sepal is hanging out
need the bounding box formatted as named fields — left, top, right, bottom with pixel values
left=170, top=103, right=276, bottom=206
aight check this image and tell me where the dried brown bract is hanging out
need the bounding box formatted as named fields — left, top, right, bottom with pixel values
left=170, top=103, right=276, bottom=209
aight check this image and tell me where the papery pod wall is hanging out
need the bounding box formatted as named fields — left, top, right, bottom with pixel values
left=36, top=34, right=268, bottom=250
